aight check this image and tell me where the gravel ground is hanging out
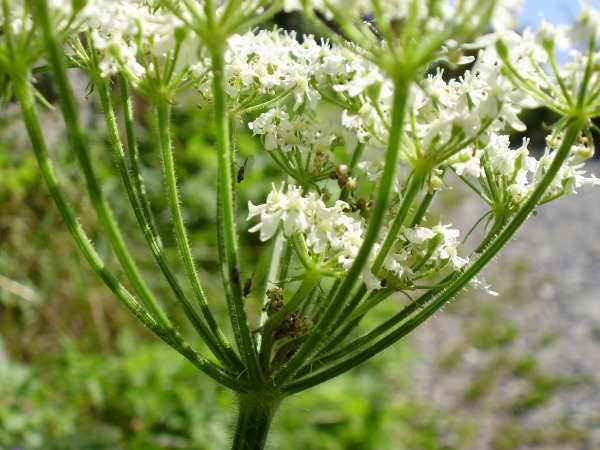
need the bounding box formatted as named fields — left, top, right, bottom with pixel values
left=410, top=162, right=600, bottom=449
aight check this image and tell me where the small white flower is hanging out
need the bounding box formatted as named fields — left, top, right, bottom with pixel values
left=404, top=227, right=436, bottom=244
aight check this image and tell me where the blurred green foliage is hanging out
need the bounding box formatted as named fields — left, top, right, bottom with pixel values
left=0, top=331, right=477, bottom=450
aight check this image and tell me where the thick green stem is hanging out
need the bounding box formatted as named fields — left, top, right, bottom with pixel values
left=273, top=79, right=410, bottom=386
left=232, top=394, right=282, bottom=450
left=210, top=45, right=262, bottom=383
left=282, top=116, right=586, bottom=394
left=33, top=0, right=172, bottom=330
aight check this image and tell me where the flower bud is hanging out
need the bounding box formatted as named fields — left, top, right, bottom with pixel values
left=72, top=0, right=88, bottom=14
left=337, top=164, right=349, bottom=175
left=175, top=26, right=189, bottom=43
left=573, top=145, right=594, bottom=163
left=430, top=175, right=443, bottom=191
left=495, top=39, right=509, bottom=60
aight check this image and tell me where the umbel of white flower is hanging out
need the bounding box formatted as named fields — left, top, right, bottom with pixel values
left=247, top=183, right=470, bottom=289
left=2, top=1, right=599, bottom=449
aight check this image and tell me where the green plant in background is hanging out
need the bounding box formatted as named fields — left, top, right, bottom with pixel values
left=2, top=332, right=476, bottom=449
left=1, top=0, right=599, bottom=448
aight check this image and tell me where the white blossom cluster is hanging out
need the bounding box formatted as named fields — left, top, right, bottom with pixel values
left=208, top=28, right=385, bottom=170
left=71, top=0, right=204, bottom=83
left=247, top=184, right=365, bottom=271
left=539, top=134, right=600, bottom=196
left=247, top=184, right=471, bottom=289
left=369, top=223, right=469, bottom=287
left=84, top=1, right=179, bottom=78
left=436, top=5, right=600, bottom=205
left=447, top=133, right=600, bottom=206
left=206, top=26, right=550, bottom=184
left=196, top=29, right=380, bottom=110
left=210, top=31, right=325, bottom=107
left=242, top=4, right=600, bottom=294
left=248, top=108, right=340, bottom=154
left=0, top=0, right=80, bottom=37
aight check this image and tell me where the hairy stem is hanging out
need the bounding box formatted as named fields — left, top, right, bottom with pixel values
left=155, top=99, right=244, bottom=371
left=210, top=44, right=263, bottom=383
left=231, top=393, right=282, bottom=450
left=118, top=74, right=161, bottom=241
left=34, top=0, right=172, bottom=330
left=97, top=79, right=242, bottom=371
left=11, top=70, right=243, bottom=391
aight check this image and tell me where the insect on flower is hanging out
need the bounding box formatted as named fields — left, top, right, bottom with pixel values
left=329, top=164, right=350, bottom=188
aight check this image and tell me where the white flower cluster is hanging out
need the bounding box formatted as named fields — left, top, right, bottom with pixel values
left=248, top=108, right=341, bottom=154
left=248, top=184, right=471, bottom=289
left=448, top=135, right=537, bottom=203
left=247, top=184, right=365, bottom=271
left=1, top=0, right=192, bottom=82
left=80, top=0, right=201, bottom=82
left=230, top=27, right=537, bottom=174
left=417, top=64, right=530, bottom=140
left=215, top=31, right=322, bottom=107
left=197, top=29, right=379, bottom=110
left=362, top=224, right=468, bottom=289
left=447, top=133, right=599, bottom=205
left=538, top=133, right=600, bottom=196
left=0, top=0, right=78, bottom=37
left=336, top=49, right=537, bottom=182
left=432, top=5, right=600, bottom=206
left=205, top=28, right=385, bottom=170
